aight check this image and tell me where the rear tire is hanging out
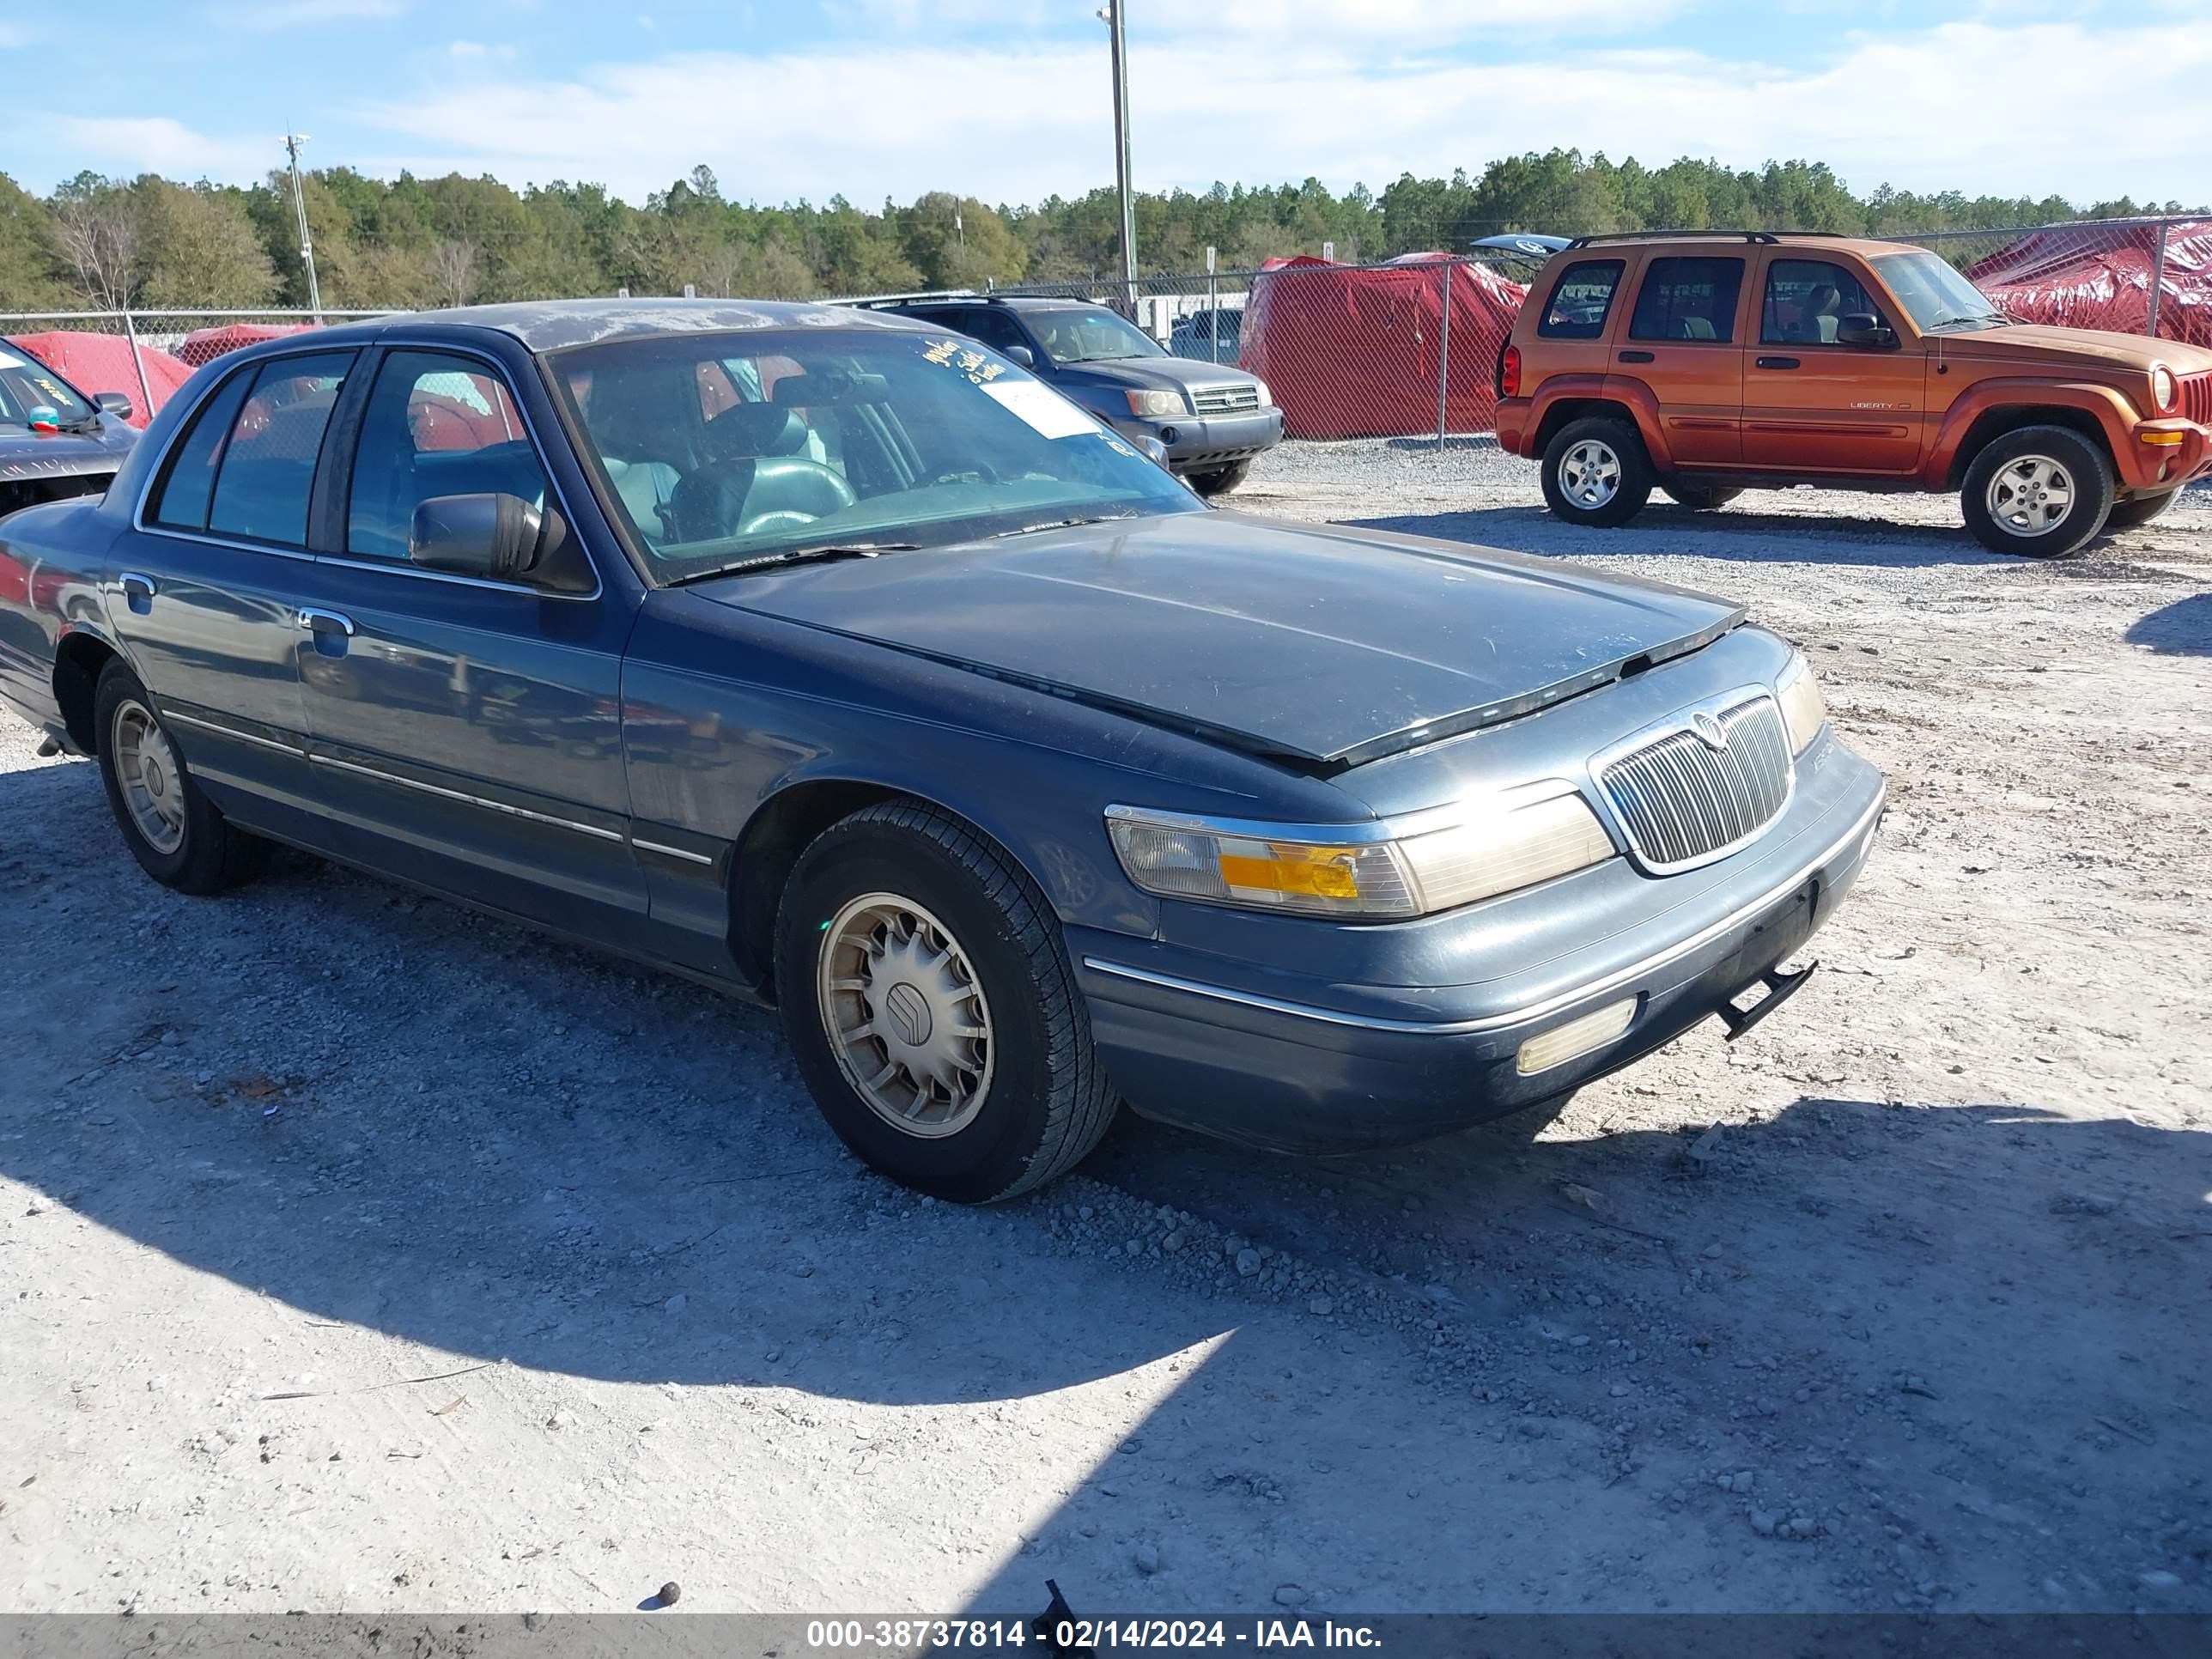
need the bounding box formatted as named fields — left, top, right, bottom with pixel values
left=1540, top=416, right=1652, bottom=527
left=1188, top=459, right=1252, bottom=498
left=1661, top=481, right=1742, bottom=511
left=2106, top=490, right=2180, bottom=529
left=93, top=659, right=264, bottom=895
left=774, top=799, right=1116, bottom=1203
left=1960, top=425, right=2115, bottom=558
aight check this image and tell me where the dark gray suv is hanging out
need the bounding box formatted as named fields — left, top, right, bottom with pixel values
left=863, top=295, right=1281, bottom=495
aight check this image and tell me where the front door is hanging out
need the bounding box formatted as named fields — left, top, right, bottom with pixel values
left=1613, top=253, right=1747, bottom=468
left=106, top=349, right=359, bottom=812
left=1742, top=256, right=1928, bottom=475
left=287, top=345, right=647, bottom=939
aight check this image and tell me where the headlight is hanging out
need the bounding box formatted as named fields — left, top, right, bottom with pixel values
left=1252, top=379, right=1271, bottom=407
left=1777, top=652, right=1827, bottom=755
left=1105, top=787, right=1616, bottom=920
left=1125, top=388, right=1190, bottom=418
left=2151, top=364, right=2179, bottom=414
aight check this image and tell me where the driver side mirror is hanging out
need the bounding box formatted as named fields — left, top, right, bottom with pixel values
left=94, top=391, right=134, bottom=420
left=410, top=494, right=592, bottom=593
left=1003, top=345, right=1035, bottom=368
left=1836, top=313, right=1898, bottom=349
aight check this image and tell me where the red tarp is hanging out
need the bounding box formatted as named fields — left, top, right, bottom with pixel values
left=1238, top=252, right=1528, bottom=440
left=1970, top=222, right=2212, bottom=347
left=8, top=331, right=193, bottom=428
left=178, top=321, right=314, bottom=369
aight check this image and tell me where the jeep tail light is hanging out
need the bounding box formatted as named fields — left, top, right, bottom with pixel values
left=1499, top=344, right=1522, bottom=399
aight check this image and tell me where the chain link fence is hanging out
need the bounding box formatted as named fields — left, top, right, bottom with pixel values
left=1899, top=215, right=2209, bottom=343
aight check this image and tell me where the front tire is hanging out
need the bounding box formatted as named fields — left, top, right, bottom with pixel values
left=1960, top=425, right=2115, bottom=558
left=1188, top=459, right=1252, bottom=498
left=93, top=659, right=264, bottom=894
left=1540, top=416, right=1652, bottom=527
left=774, top=800, right=1116, bottom=1202
left=2106, top=490, right=2180, bottom=529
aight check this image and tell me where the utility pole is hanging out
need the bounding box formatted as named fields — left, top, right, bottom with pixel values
left=284, top=131, right=324, bottom=322
left=1098, top=3, right=1135, bottom=310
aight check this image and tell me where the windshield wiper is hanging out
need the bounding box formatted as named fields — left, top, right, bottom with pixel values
left=994, top=513, right=1139, bottom=538
left=663, top=542, right=920, bottom=585
left=1926, top=314, right=2007, bottom=332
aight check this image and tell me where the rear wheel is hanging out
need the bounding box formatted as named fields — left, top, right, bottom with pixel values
left=2106, top=490, right=2180, bottom=529
left=93, top=659, right=264, bottom=894
left=775, top=799, right=1116, bottom=1202
left=1661, top=481, right=1742, bottom=511
left=1188, top=459, right=1252, bottom=498
left=1960, top=425, right=2115, bottom=558
left=1540, top=416, right=1652, bottom=527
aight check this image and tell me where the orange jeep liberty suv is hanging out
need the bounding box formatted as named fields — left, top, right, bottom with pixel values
left=1495, top=231, right=2212, bottom=558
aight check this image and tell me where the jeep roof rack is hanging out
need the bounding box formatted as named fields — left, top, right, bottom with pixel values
left=1563, top=229, right=1787, bottom=249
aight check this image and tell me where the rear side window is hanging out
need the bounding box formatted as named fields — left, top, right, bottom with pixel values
left=205, top=352, right=356, bottom=547
left=1537, top=259, right=1626, bottom=340
left=346, top=350, right=548, bottom=562
left=148, top=368, right=256, bottom=532
left=1762, top=259, right=1884, bottom=346
left=1629, top=257, right=1746, bottom=343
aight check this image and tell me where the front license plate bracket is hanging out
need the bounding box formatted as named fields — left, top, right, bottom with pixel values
left=1717, top=958, right=1819, bottom=1040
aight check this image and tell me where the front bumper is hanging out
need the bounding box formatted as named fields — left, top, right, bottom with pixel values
left=2126, top=419, right=2212, bottom=492
left=1114, top=407, right=1284, bottom=472
left=1073, top=737, right=1886, bottom=1154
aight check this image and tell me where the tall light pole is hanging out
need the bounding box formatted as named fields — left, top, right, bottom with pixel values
left=1097, top=3, right=1135, bottom=309
left=284, top=131, right=324, bottom=322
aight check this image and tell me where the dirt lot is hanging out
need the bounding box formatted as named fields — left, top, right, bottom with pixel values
left=3, top=447, right=2208, bottom=1620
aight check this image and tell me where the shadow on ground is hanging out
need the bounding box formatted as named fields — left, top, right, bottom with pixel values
left=2127, top=592, right=2212, bottom=656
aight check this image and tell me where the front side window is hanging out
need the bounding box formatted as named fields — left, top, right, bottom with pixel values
left=1629, top=257, right=1746, bottom=343
left=346, top=350, right=550, bottom=562
left=1537, top=260, right=1626, bottom=340
left=551, top=325, right=1200, bottom=580
left=205, top=351, right=355, bottom=547
left=952, top=308, right=1033, bottom=356
left=1761, top=260, right=1883, bottom=346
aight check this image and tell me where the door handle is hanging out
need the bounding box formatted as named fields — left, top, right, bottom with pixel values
left=1618, top=350, right=1656, bottom=363
left=120, top=572, right=157, bottom=613
left=1755, top=356, right=1801, bottom=370
left=297, top=607, right=355, bottom=636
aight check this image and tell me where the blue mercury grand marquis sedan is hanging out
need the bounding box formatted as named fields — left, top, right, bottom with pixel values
left=0, top=300, right=1884, bottom=1202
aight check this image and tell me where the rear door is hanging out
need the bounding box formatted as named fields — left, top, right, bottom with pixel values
left=1743, top=254, right=1928, bottom=474
left=106, top=349, right=357, bottom=810
left=285, top=343, right=648, bottom=939
left=1613, top=254, right=1747, bottom=468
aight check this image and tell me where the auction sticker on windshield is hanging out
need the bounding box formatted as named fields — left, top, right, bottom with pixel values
left=982, top=378, right=1101, bottom=441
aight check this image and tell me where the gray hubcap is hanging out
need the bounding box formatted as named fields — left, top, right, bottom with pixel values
left=816, top=893, right=994, bottom=1139
left=1559, top=439, right=1622, bottom=509
left=1986, top=455, right=2075, bottom=537
left=112, top=698, right=186, bottom=856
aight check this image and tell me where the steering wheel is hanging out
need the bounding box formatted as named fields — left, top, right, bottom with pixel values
left=929, top=457, right=1004, bottom=487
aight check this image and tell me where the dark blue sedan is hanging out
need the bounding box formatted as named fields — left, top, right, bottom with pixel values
left=0, top=300, right=1884, bottom=1201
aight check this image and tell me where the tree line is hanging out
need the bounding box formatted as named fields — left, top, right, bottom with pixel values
left=0, top=150, right=2197, bottom=313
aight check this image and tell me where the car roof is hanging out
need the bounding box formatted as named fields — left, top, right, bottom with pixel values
left=294, top=297, right=937, bottom=356
left=1559, top=231, right=1920, bottom=258
left=870, top=295, right=1109, bottom=313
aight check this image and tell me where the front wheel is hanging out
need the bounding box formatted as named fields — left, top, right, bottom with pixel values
left=94, top=659, right=265, bottom=894
left=775, top=800, right=1117, bottom=1202
left=1960, top=425, right=2115, bottom=558
left=1540, top=416, right=1652, bottom=527
left=2106, top=490, right=2180, bottom=529
left=1188, top=459, right=1252, bottom=498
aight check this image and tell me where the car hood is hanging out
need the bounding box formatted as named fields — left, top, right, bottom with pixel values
left=0, top=420, right=135, bottom=483
left=1944, top=325, right=2212, bottom=378
left=1057, top=357, right=1263, bottom=393
left=690, top=513, right=1743, bottom=769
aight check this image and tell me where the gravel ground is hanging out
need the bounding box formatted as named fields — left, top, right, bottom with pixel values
left=3, top=444, right=2209, bottom=1621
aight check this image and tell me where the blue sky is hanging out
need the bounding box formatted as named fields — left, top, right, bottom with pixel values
left=4, top=0, right=2207, bottom=208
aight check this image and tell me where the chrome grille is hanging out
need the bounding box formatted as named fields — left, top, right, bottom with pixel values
left=2180, top=372, right=2211, bottom=427
left=1600, top=695, right=1792, bottom=871
left=1191, top=383, right=1260, bottom=415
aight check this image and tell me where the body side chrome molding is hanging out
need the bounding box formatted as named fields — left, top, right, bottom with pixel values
left=161, top=708, right=302, bottom=757
left=307, top=752, right=625, bottom=842
left=1082, top=784, right=1884, bottom=1037
left=631, top=837, right=716, bottom=866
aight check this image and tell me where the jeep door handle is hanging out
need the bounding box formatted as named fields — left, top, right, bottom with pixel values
left=1618, top=350, right=1656, bottom=364
left=297, top=607, right=355, bottom=636
left=1755, top=356, right=1801, bottom=370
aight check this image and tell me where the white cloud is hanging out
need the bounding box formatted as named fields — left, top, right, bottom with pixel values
left=448, top=40, right=514, bottom=60
left=219, top=0, right=411, bottom=27
left=53, top=116, right=276, bottom=181
left=336, top=20, right=2211, bottom=210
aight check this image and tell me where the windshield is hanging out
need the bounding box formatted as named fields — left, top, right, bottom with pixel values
left=1024, top=306, right=1167, bottom=364
left=553, top=325, right=1199, bottom=580
left=1871, top=251, right=2008, bottom=332
left=0, top=345, right=96, bottom=427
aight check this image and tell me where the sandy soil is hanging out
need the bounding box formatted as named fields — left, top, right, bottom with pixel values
left=2, top=452, right=2207, bottom=1622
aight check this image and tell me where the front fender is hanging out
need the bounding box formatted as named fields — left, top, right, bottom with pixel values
left=1922, top=380, right=2141, bottom=489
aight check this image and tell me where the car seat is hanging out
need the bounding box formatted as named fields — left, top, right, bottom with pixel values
left=1806, top=285, right=1843, bottom=344
left=667, top=457, right=858, bottom=544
